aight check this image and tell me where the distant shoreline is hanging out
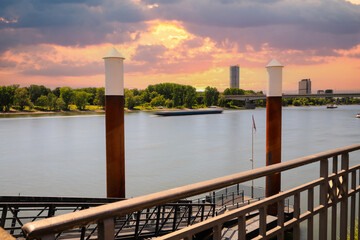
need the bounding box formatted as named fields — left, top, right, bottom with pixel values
left=0, top=109, right=105, bottom=116
left=0, top=104, right=359, bottom=116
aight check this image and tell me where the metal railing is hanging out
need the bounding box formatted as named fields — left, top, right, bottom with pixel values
left=0, top=196, right=123, bottom=239
left=22, top=143, right=360, bottom=239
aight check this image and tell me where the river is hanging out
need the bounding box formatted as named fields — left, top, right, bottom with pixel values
left=1, top=105, right=360, bottom=199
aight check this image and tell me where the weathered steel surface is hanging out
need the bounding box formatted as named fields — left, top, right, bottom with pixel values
left=266, top=96, right=282, bottom=215
left=0, top=227, right=15, bottom=240
left=106, top=95, right=125, bottom=198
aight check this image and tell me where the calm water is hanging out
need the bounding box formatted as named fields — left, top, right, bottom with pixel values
left=1, top=106, right=360, bottom=198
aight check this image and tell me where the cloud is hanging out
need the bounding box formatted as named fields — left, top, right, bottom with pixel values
left=21, top=62, right=103, bottom=76
left=146, top=0, right=360, bottom=51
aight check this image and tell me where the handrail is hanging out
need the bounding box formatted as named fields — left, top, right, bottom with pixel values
left=22, top=143, right=360, bottom=238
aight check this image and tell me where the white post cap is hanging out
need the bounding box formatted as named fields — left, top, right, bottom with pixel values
left=103, top=47, right=125, bottom=96
left=266, top=59, right=283, bottom=97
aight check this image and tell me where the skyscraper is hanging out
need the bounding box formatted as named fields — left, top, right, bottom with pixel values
left=230, top=65, right=240, bottom=88
left=298, top=79, right=311, bottom=94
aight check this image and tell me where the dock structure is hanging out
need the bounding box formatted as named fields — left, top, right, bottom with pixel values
left=1, top=185, right=271, bottom=239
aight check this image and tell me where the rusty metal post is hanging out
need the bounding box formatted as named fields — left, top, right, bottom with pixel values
left=265, top=59, right=283, bottom=215
left=103, top=47, right=125, bottom=198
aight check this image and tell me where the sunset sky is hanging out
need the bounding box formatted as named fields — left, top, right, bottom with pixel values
left=0, top=0, right=360, bottom=92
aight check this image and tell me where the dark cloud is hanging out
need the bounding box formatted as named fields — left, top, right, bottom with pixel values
left=1, top=0, right=360, bottom=71
left=0, top=0, right=149, bottom=53
left=0, top=59, right=17, bottom=69
left=132, top=45, right=167, bottom=64
left=147, top=0, right=360, bottom=51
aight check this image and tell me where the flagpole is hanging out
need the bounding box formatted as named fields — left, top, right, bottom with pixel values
left=251, top=117, right=254, bottom=199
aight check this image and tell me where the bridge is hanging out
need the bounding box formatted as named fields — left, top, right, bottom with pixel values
left=224, top=92, right=360, bottom=101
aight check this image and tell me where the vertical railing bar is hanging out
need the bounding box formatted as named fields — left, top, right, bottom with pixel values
left=259, top=206, right=266, bottom=237
left=155, top=206, right=161, bottom=235
left=319, top=158, right=328, bottom=240
left=187, top=205, right=192, bottom=226
left=293, top=192, right=300, bottom=240
left=340, top=153, right=349, bottom=240
left=134, top=210, right=141, bottom=238
left=358, top=170, right=360, bottom=240
left=238, top=214, right=246, bottom=240
left=213, top=224, right=222, bottom=240
left=0, top=206, right=7, bottom=228
left=98, top=218, right=114, bottom=240
left=277, top=199, right=284, bottom=240
left=331, top=156, right=338, bottom=240
left=172, top=205, right=178, bottom=231
left=175, top=206, right=188, bottom=230
left=201, top=205, right=205, bottom=221
left=308, top=186, right=314, bottom=240
left=350, top=170, right=356, bottom=240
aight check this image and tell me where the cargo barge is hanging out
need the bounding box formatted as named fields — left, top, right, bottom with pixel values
left=154, top=108, right=223, bottom=116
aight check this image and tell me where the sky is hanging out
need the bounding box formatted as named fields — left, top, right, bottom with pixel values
left=0, top=0, right=360, bottom=92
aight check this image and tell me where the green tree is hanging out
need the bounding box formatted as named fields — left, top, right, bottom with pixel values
left=0, top=85, right=17, bottom=111
left=56, top=98, right=66, bottom=111
left=94, top=87, right=105, bottom=108
left=53, top=87, right=61, bottom=98
left=14, top=88, right=33, bottom=110
left=150, top=95, right=166, bottom=107
left=218, top=96, right=227, bottom=107
left=74, top=91, right=90, bottom=110
left=35, top=95, right=49, bottom=109
left=184, top=86, right=197, bottom=108
left=223, top=87, right=245, bottom=95
left=29, top=85, right=50, bottom=103
left=165, top=99, right=174, bottom=108
left=204, top=86, right=219, bottom=106
left=47, top=93, right=58, bottom=110
left=60, top=87, right=75, bottom=110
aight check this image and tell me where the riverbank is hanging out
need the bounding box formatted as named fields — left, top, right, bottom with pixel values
left=1, top=103, right=358, bottom=116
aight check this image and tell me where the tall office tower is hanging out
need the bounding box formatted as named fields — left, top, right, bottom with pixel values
left=230, top=65, right=240, bottom=88
left=298, top=79, right=311, bottom=94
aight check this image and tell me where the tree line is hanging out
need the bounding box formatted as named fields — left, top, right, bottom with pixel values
left=0, top=85, right=104, bottom=112
left=0, top=84, right=359, bottom=112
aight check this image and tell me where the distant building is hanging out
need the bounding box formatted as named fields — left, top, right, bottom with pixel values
left=230, top=65, right=240, bottom=88
left=325, top=89, right=333, bottom=94
left=317, top=90, right=325, bottom=94
left=298, top=79, right=311, bottom=94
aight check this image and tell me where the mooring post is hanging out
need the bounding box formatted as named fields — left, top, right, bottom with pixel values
left=265, top=59, right=283, bottom=215
left=103, top=47, right=126, bottom=198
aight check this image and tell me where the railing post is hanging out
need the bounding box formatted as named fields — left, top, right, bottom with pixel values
left=213, top=225, right=222, bottom=240
left=98, top=218, right=114, bottom=240
left=39, top=234, right=56, bottom=240
left=238, top=215, right=246, bottom=240
left=134, top=211, right=141, bottom=238
left=187, top=205, right=192, bottom=226
left=340, top=153, right=349, bottom=240
left=331, top=156, right=338, bottom=240
left=277, top=199, right=284, bottom=239
left=350, top=170, right=356, bottom=240
left=308, top=187, right=314, bottom=240
left=319, top=158, right=328, bottom=240
left=155, top=206, right=161, bottom=235
left=293, top=192, right=300, bottom=240
left=1, top=206, right=7, bottom=228
left=259, top=206, right=267, bottom=237
left=172, top=206, right=178, bottom=231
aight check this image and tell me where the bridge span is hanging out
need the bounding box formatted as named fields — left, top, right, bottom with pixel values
left=224, top=92, right=360, bottom=101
